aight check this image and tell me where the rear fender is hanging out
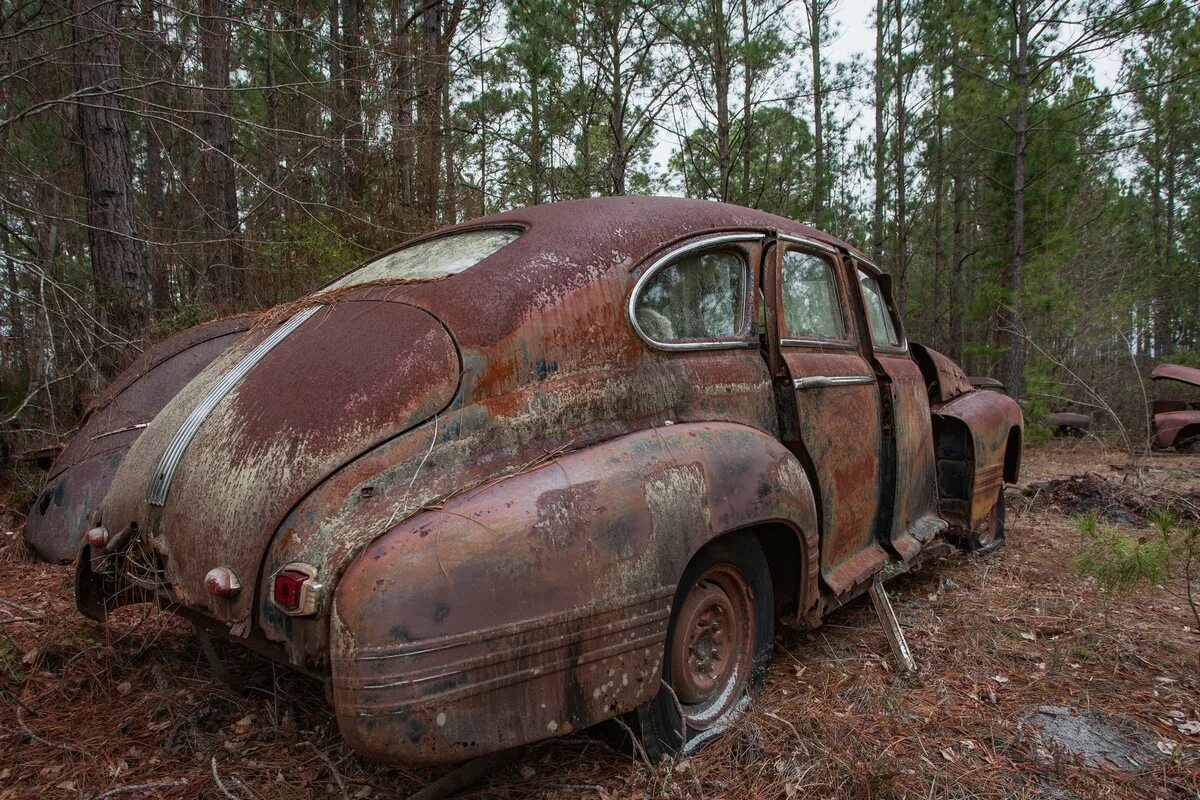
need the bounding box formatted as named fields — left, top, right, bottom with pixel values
left=330, top=422, right=817, bottom=764
left=932, top=390, right=1023, bottom=528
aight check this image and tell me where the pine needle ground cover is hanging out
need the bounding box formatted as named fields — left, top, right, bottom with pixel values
left=1, top=441, right=1196, bottom=800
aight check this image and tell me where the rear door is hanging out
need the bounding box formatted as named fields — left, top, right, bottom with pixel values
left=768, top=238, right=889, bottom=596
left=853, top=264, right=942, bottom=559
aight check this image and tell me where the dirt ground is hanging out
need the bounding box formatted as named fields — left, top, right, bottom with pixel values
left=1, top=440, right=1197, bottom=799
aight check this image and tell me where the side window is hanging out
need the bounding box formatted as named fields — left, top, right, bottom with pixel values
left=857, top=270, right=901, bottom=347
left=634, top=250, right=748, bottom=342
left=781, top=250, right=845, bottom=340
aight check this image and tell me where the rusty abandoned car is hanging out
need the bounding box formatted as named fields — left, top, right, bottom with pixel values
left=48, top=197, right=1023, bottom=765
left=1150, top=364, right=1200, bottom=452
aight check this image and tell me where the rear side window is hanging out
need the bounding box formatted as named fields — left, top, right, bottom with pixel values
left=634, top=250, right=747, bottom=342
left=857, top=270, right=901, bottom=347
left=325, top=228, right=520, bottom=290
left=782, top=251, right=845, bottom=340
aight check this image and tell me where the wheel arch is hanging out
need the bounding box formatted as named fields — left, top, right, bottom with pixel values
left=327, top=421, right=820, bottom=765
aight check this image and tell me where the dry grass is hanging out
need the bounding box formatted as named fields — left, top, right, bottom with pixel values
left=1, top=440, right=1197, bottom=799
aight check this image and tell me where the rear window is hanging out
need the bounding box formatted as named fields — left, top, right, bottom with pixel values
left=325, top=228, right=520, bottom=290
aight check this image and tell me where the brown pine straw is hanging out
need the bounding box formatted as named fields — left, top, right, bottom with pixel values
left=249, top=277, right=447, bottom=333
left=0, top=442, right=1197, bottom=799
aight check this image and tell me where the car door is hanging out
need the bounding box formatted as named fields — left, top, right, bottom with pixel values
left=767, top=237, right=889, bottom=596
left=853, top=263, right=943, bottom=559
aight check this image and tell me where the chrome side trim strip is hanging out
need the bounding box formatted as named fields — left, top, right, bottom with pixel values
left=628, top=233, right=765, bottom=352
left=780, top=337, right=857, bottom=350
left=793, top=374, right=876, bottom=389
left=91, top=423, right=148, bottom=441
left=146, top=306, right=320, bottom=506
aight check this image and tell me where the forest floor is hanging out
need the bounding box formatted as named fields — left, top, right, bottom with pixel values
left=0, top=439, right=1197, bottom=800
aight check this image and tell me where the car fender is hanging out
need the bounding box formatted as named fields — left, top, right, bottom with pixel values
left=329, top=421, right=817, bottom=764
left=1153, top=410, right=1200, bottom=449
left=932, top=390, right=1023, bottom=528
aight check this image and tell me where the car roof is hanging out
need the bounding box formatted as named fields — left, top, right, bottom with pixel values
left=339, top=197, right=874, bottom=349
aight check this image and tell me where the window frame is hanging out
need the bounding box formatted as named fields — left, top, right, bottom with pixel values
left=853, top=260, right=908, bottom=353
left=628, top=233, right=763, bottom=351
left=776, top=236, right=856, bottom=350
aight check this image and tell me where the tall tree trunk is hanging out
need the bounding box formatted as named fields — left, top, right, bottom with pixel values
left=5, top=245, right=27, bottom=375
left=932, top=64, right=944, bottom=346
left=140, top=0, right=169, bottom=309
left=328, top=0, right=342, bottom=202
left=72, top=0, right=150, bottom=361
left=417, top=0, right=443, bottom=221
left=740, top=0, right=752, bottom=202
left=808, top=0, right=824, bottom=223
left=393, top=0, right=414, bottom=209
left=607, top=14, right=626, bottom=195
left=714, top=0, right=732, bottom=202
left=199, top=0, right=238, bottom=303
left=529, top=75, right=542, bottom=204
left=342, top=0, right=363, bottom=204
left=1006, top=0, right=1030, bottom=400
left=1160, top=105, right=1176, bottom=358
left=872, top=0, right=885, bottom=265
left=892, top=0, right=907, bottom=310
left=949, top=57, right=965, bottom=360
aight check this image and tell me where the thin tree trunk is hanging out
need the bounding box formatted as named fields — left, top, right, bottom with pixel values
left=949, top=57, right=965, bottom=361
left=1160, top=105, right=1176, bottom=358
left=141, top=0, right=169, bottom=309
left=932, top=64, right=944, bottom=346
left=809, top=0, right=824, bottom=223
left=1006, top=0, right=1030, bottom=400
left=393, top=0, right=414, bottom=208
left=892, top=0, right=907, bottom=310
left=342, top=0, right=363, bottom=204
left=200, top=0, right=238, bottom=303
left=872, top=0, right=885, bottom=266
left=714, top=0, right=732, bottom=202
left=72, top=0, right=150, bottom=359
left=740, top=0, right=752, bottom=202
left=418, top=0, right=442, bottom=220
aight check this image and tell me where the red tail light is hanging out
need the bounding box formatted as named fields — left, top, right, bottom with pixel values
left=272, top=564, right=319, bottom=615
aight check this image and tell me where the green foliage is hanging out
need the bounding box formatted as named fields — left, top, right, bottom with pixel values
left=1073, top=511, right=1187, bottom=591
left=0, top=638, right=25, bottom=684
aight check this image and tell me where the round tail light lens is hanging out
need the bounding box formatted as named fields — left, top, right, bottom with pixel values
left=85, top=527, right=109, bottom=548
left=204, top=566, right=241, bottom=599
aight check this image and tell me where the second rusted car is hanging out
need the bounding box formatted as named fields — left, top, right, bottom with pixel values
left=72, top=197, right=1022, bottom=763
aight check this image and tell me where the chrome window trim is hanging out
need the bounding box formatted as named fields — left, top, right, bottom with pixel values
left=778, top=233, right=838, bottom=255
left=853, top=266, right=909, bottom=353
left=146, top=305, right=321, bottom=506
left=777, top=243, right=855, bottom=347
left=780, top=337, right=858, bottom=350
left=628, top=233, right=765, bottom=352
left=793, top=374, right=876, bottom=389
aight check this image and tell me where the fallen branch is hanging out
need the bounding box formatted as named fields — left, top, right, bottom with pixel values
left=91, top=778, right=190, bottom=799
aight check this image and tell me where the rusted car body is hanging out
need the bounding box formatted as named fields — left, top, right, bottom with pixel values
left=1150, top=364, right=1200, bottom=451
left=25, top=315, right=253, bottom=562
left=70, top=197, right=1022, bottom=764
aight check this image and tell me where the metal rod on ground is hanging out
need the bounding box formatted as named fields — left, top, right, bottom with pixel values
left=407, top=747, right=526, bottom=800
left=868, top=574, right=917, bottom=674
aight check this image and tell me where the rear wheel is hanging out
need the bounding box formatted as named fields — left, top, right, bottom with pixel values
left=635, top=534, right=773, bottom=761
left=960, top=490, right=1006, bottom=554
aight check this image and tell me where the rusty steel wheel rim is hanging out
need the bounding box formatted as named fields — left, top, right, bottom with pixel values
left=668, top=564, right=755, bottom=730
left=976, top=501, right=1002, bottom=547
